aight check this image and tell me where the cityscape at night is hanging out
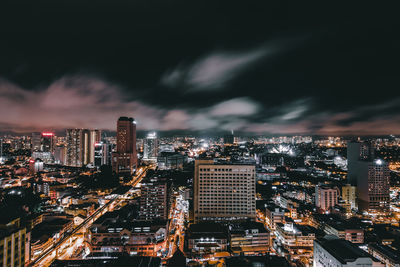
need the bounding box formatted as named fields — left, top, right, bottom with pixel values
left=1, top=1, right=400, bottom=267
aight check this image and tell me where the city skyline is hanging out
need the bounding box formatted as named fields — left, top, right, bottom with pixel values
left=1, top=2, right=400, bottom=266
left=0, top=2, right=399, bottom=135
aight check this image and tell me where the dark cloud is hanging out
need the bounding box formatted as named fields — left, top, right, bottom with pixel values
left=0, top=1, right=399, bottom=135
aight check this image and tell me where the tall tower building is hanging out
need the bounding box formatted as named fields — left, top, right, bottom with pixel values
left=357, top=159, right=390, bottom=211
left=347, top=141, right=374, bottom=186
left=31, top=132, right=42, bottom=152
left=82, top=129, right=101, bottom=166
left=143, top=132, right=158, bottom=161
left=194, top=159, right=256, bottom=223
left=112, top=117, right=137, bottom=175
left=41, top=132, right=55, bottom=153
left=94, top=141, right=112, bottom=167
left=66, top=129, right=101, bottom=167
left=347, top=141, right=389, bottom=211
left=66, top=129, right=82, bottom=167
left=139, top=176, right=170, bottom=221
left=223, top=131, right=234, bottom=145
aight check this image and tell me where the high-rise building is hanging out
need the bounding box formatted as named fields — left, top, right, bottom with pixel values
left=357, top=159, right=390, bottom=211
left=112, top=117, right=137, bottom=175
left=54, top=145, right=66, bottom=165
left=81, top=129, right=101, bottom=166
left=66, top=129, right=82, bottom=167
left=94, top=142, right=112, bottom=167
left=31, top=132, right=41, bottom=152
left=223, top=132, right=234, bottom=145
left=139, top=176, right=170, bottom=221
left=194, top=159, right=256, bottom=223
left=41, top=132, right=55, bottom=153
left=347, top=141, right=374, bottom=186
left=29, top=132, right=55, bottom=163
left=347, top=141, right=389, bottom=211
left=342, top=184, right=357, bottom=211
left=0, top=218, right=27, bottom=267
left=66, top=129, right=100, bottom=167
left=143, top=132, right=158, bottom=161
left=315, top=184, right=339, bottom=213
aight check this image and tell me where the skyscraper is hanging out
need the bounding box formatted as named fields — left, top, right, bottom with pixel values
left=194, top=159, right=256, bottom=223
left=30, top=132, right=55, bottom=163
left=31, top=132, right=41, bottom=152
left=41, top=132, right=55, bottom=153
left=112, top=117, right=137, bottom=175
left=223, top=131, right=234, bottom=145
left=94, top=141, right=112, bottom=167
left=347, top=141, right=389, bottom=211
left=66, top=129, right=82, bottom=167
left=347, top=141, right=374, bottom=186
left=357, top=159, right=390, bottom=211
left=139, top=176, right=170, bottom=221
left=82, top=129, right=101, bottom=166
left=65, top=129, right=101, bottom=167
left=143, top=132, right=158, bottom=161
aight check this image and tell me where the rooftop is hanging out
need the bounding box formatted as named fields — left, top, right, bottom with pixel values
left=369, top=243, right=400, bottom=263
left=316, top=238, right=372, bottom=264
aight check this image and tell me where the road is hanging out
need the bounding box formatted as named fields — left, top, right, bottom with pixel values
left=28, top=166, right=149, bottom=267
left=165, top=191, right=188, bottom=258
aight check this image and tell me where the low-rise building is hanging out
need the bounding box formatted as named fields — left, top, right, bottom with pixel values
left=229, top=221, right=269, bottom=255
left=324, top=221, right=364, bottom=244
left=265, top=204, right=286, bottom=230
left=186, top=222, right=228, bottom=257
left=314, top=238, right=384, bottom=267
left=89, top=218, right=167, bottom=257
left=368, top=243, right=400, bottom=267
left=275, top=223, right=317, bottom=260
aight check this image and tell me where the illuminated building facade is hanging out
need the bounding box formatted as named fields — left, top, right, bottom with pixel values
left=66, top=129, right=82, bottom=167
left=347, top=141, right=374, bottom=186
left=0, top=218, right=27, bottom=267
left=229, top=222, right=270, bottom=255
left=342, top=184, right=357, bottom=211
left=275, top=223, right=316, bottom=260
left=41, top=132, right=55, bottom=153
left=143, top=132, right=158, bottom=161
left=81, top=129, right=101, bottom=166
left=194, top=160, right=256, bottom=222
left=347, top=141, right=390, bottom=211
left=315, top=184, right=339, bottom=213
left=265, top=204, right=286, bottom=230
left=94, top=142, right=112, bottom=167
left=357, top=159, right=390, bottom=211
left=139, top=177, right=170, bottom=221
left=112, top=117, right=137, bottom=175
left=66, top=129, right=101, bottom=167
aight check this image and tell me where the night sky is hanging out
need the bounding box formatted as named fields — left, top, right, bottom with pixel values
left=0, top=1, right=399, bottom=135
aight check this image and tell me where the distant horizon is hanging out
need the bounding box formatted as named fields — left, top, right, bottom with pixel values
left=1, top=129, right=398, bottom=139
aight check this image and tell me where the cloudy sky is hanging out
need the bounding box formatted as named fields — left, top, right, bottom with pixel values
left=0, top=1, right=399, bottom=135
